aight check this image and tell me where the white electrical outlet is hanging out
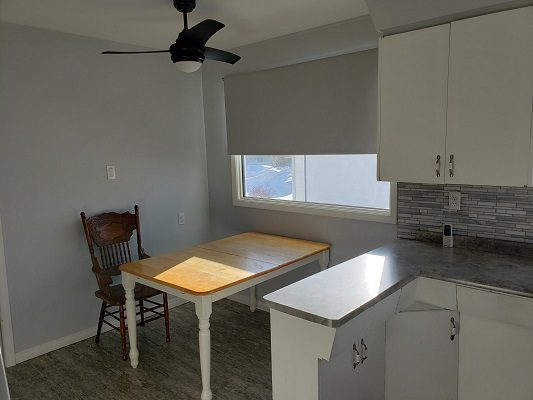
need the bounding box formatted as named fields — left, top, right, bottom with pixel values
left=449, top=191, right=461, bottom=211
left=178, top=212, right=185, bottom=225
left=106, top=165, right=116, bottom=180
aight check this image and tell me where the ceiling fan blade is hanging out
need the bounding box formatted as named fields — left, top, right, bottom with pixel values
left=205, top=47, right=241, bottom=64
left=182, top=19, right=225, bottom=45
left=101, top=50, right=170, bottom=54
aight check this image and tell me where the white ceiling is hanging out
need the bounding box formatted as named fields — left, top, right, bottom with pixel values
left=0, top=0, right=369, bottom=50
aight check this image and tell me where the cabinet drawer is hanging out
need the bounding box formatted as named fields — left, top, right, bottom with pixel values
left=457, top=286, right=533, bottom=329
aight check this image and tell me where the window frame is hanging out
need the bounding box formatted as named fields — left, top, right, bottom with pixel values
left=230, top=155, right=397, bottom=224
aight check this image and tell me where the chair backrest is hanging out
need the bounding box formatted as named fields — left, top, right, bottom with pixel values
left=81, top=205, right=146, bottom=292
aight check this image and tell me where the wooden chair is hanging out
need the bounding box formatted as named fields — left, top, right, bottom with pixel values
left=81, top=205, right=170, bottom=360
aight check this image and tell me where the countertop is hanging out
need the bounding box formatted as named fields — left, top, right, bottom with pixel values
left=263, top=240, right=533, bottom=327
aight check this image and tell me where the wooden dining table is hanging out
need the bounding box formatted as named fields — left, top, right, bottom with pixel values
left=120, top=232, right=330, bottom=400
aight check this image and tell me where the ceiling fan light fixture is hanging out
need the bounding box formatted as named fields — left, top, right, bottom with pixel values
left=101, top=0, right=241, bottom=70
left=175, top=60, right=202, bottom=73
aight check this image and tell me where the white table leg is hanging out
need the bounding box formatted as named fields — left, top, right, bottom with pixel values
left=250, top=286, right=257, bottom=312
left=195, top=297, right=213, bottom=400
left=122, top=272, right=139, bottom=368
left=319, top=249, right=330, bottom=271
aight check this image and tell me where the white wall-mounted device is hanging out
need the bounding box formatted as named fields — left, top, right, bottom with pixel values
left=443, top=224, right=453, bottom=248
left=106, top=165, right=116, bottom=180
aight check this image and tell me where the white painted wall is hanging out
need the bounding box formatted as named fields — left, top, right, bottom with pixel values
left=201, top=17, right=397, bottom=303
left=0, top=23, right=210, bottom=355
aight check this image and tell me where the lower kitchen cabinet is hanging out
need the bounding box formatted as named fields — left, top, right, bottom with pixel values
left=385, top=310, right=459, bottom=400
left=457, top=287, right=533, bottom=400
left=319, top=324, right=386, bottom=400
left=318, top=289, right=401, bottom=400
left=270, top=279, right=533, bottom=400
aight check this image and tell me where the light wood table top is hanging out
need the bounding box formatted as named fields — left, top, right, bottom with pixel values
left=120, top=232, right=330, bottom=296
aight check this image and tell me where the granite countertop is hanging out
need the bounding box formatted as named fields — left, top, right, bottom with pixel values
left=263, top=239, right=533, bottom=328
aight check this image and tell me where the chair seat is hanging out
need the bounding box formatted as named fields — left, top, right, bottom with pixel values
left=95, top=283, right=161, bottom=306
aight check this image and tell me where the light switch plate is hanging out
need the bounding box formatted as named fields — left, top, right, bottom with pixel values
left=449, top=191, right=461, bottom=211
left=178, top=212, right=185, bottom=225
left=106, top=165, right=116, bottom=180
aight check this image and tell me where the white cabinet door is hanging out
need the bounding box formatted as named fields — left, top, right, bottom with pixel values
left=379, top=24, right=450, bottom=184
left=446, top=6, right=533, bottom=186
left=319, top=324, right=386, bottom=400
left=385, top=310, right=459, bottom=400
left=457, top=287, right=533, bottom=400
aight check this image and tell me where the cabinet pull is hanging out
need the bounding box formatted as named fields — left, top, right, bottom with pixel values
left=450, top=317, right=457, bottom=341
left=360, top=339, right=368, bottom=364
left=353, top=344, right=361, bottom=369
left=436, top=155, right=441, bottom=177
left=449, top=155, right=455, bottom=178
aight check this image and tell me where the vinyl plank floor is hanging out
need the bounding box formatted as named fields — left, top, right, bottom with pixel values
left=7, top=299, right=272, bottom=400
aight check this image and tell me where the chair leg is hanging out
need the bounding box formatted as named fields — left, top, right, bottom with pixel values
left=119, top=304, right=127, bottom=361
left=163, top=293, right=171, bottom=343
left=139, top=299, right=145, bottom=326
left=95, top=301, right=106, bottom=343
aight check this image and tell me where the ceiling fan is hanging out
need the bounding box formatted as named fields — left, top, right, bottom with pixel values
left=102, top=0, right=241, bottom=73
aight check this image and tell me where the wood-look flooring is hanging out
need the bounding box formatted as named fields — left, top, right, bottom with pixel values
left=7, top=300, right=272, bottom=400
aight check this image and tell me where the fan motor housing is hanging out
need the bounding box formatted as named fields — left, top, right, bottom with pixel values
left=169, top=43, right=205, bottom=64
left=173, top=0, right=196, bottom=13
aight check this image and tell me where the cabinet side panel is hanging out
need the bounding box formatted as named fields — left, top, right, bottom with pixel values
left=270, top=310, right=335, bottom=400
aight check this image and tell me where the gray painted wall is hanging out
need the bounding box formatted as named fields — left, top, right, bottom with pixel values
left=201, top=17, right=397, bottom=302
left=0, top=23, right=210, bottom=353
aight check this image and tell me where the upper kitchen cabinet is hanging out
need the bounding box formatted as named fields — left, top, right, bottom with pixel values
left=378, top=25, right=450, bottom=184
left=446, top=7, right=533, bottom=186
left=378, top=6, right=533, bottom=186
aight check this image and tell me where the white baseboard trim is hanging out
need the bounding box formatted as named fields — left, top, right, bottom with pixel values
left=14, top=297, right=187, bottom=365
left=228, top=291, right=271, bottom=313
left=0, top=215, right=16, bottom=368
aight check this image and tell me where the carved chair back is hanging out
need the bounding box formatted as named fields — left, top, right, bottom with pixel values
left=81, top=205, right=147, bottom=295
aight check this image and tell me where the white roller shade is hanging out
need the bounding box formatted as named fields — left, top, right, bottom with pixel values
left=224, top=49, right=378, bottom=155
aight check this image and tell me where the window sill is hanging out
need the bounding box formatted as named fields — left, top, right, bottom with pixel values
left=233, top=195, right=397, bottom=223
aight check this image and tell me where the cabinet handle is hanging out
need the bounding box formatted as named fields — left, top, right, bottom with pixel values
left=449, top=155, right=455, bottom=178
left=435, top=155, right=441, bottom=177
left=353, top=343, right=361, bottom=369
left=450, top=317, right=457, bottom=341
left=360, top=339, right=368, bottom=364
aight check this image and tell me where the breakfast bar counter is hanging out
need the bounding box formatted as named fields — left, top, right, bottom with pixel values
left=264, top=239, right=533, bottom=327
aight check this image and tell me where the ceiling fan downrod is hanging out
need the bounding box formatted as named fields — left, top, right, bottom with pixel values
left=174, top=0, right=196, bottom=30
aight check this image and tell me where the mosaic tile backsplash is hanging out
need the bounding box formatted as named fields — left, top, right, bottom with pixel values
left=397, top=183, right=533, bottom=243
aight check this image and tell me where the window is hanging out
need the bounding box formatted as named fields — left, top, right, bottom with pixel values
left=231, top=155, right=396, bottom=223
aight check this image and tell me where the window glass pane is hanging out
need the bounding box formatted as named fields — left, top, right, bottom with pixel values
left=242, top=154, right=390, bottom=210
left=304, top=155, right=390, bottom=209
left=243, top=156, right=294, bottom=200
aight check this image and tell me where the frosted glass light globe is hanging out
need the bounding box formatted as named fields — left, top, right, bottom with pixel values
left=175, top=60, right=202, bottom=73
